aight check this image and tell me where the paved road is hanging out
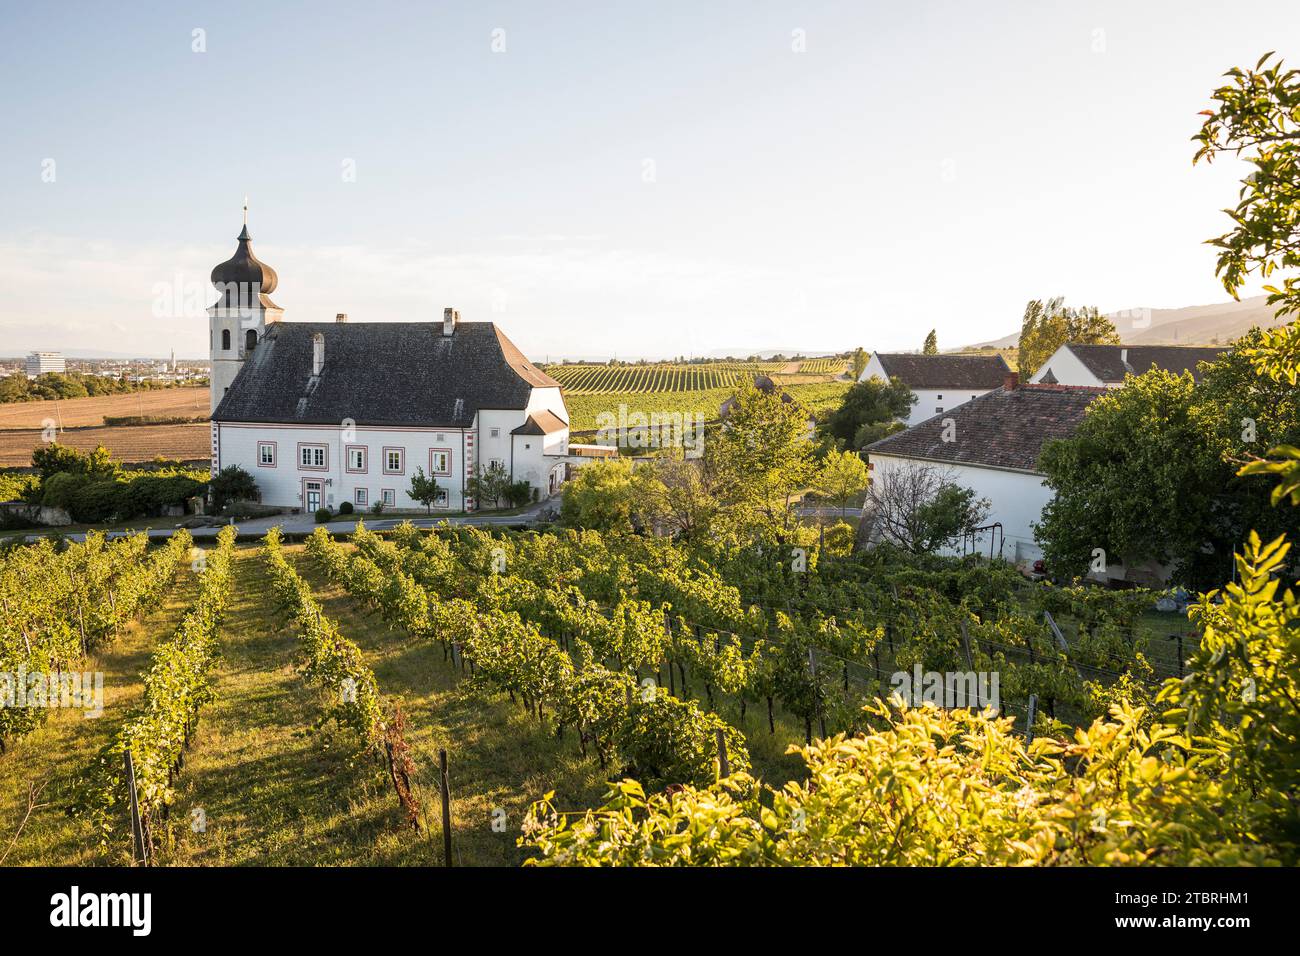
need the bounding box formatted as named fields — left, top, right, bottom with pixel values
left=13, top=496, right=560, bottom=544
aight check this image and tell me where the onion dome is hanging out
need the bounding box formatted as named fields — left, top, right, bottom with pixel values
left=211, top=221, right=279, bottom=309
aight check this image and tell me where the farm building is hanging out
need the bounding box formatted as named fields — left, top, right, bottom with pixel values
left=865, top=380, right=1105, bottom=570
left=206, top=219, right=571, bottom=513
left=1028, top=343, right=1225, bottom=387
left=858, top=352, right=1012, bottom=426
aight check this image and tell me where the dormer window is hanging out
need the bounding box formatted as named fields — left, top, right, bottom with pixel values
left=312, top=333, right=325, bottom=375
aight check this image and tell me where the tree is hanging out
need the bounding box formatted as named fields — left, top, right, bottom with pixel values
left=31, top=443, right=117, bottom=481
left=467, top=460, right=510, bottom=509
left=208, top=465, right=257, bottom=512
left=631, top=454, right=719, bottom=541
left=867, top=462, right=988, bottom=554
left=815, top=449, right=871, bottom=517
left=1194, top=52, right=1300, bottom=318
left=922, top=330, right=938, bottom=355
left=708, top=378, right=816, bottom=540
left=408, top=466, right=442, bottom=514
left=850, top=347, right=868, bottom=381
left=1017, top=298, right=1119, bottom=378
left=1036, top=342, right=1299, bottom=589
left=824, top=377, right=914, bottom=449
left=560, top=458, right=638, bottom=531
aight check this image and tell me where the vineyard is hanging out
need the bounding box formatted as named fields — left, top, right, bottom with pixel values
left=542, top=359, right=847, bottom=394
left=0, top=518, right=1254, bottom=867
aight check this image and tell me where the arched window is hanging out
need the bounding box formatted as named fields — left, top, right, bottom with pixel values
left=245, top=329, right=257, bottom=351
left=221, top=328, right=231, bottom=351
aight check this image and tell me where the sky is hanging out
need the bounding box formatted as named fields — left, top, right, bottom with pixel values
left=1, top=0, right=1297, bottom=360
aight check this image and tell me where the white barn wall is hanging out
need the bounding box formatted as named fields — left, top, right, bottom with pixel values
left=1029, top=346, right=1108, bottom=387
left=869, top=453, right=1052, bottom=564
left=859, top=354, right=997, bottom=426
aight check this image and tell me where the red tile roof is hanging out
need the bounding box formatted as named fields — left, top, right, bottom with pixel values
left=866, top=383, right=1106, bottom=474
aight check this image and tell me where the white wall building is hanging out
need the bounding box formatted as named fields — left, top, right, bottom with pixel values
left=25, top=351, right=66, bottom=378
left=1028, top=343, right=1225, bottom=388
left=865, top=381, right=1104, bottom=569
left=858, top=352, right=1012, bottom=426
left=206, top=220, right=571, bottom=513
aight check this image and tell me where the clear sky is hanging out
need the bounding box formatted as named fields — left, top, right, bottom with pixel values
left=1, top=0, right=1297, bottom=359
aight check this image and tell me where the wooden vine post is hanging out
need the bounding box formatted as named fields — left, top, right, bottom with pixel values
left=124, top=748, right=149, bottom=866
left=438, top=747, right=453, bottom=867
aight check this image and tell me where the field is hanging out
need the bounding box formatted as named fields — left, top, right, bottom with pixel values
left=543, top=359, right=846, bottom=394
left=0, top=522, right=1202, bottom=867
left=0, top=387, right=210, bottom=467
left=544, top=360, right=852, bottom=434
left=0, top=423, right=211, bottom=467
left=0, top=387, right=208, bottom=429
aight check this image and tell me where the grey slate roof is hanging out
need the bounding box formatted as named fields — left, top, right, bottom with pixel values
left=1062, top=344, right=1225, bottom=383
left=873, top=353, right=1011, bottom=389
left=866, top=384, right=1106, bottom=474
left=212, top=321, right=561, bottom=428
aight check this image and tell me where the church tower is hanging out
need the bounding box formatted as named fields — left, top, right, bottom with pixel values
left=208, top=207, right=283, bottom=412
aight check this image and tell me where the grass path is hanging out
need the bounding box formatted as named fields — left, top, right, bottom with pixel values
left=167, top=544, right=609, bottom=866
left=0, top=567, right=199, bottom=866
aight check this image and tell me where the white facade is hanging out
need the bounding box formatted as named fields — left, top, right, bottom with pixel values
left=859, top=353, right=999, bottom=426
left=1027, top=345, right=1110, bottom=388
left=214, top=409, right=569, bottom=513
left=25, top=351, right=65, bottom=378
left=869, top=452, right=1052, bottom=565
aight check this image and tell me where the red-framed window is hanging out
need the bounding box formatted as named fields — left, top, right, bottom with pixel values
left=381, top=488, right=396, bottom=507
left=382, top=446, right=405, bottom=475
left=257, top=441, right=277, bottom=468
left=429, top=447, right=452, bottom=476
left=346, top=444, right=367, bottom=474
left=355, top=487, right=368, bottom=507
left=298, top=443, right=328, bottom=471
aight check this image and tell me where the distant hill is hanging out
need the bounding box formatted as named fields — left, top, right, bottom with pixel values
left=970, top=295, right=1288, bottom=349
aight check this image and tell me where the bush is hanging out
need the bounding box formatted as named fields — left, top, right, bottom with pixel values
left=504, top=480, right=533, bottom=509
left=31, top=443, right=117, bottom=481
left=315, top=507, right=333, bottom=524
left=210, top=465, right=258, bottom=512
left=339, top=500, right=354, bottom=515
left=370, top=501, right=385, bottom=515
left=68, top=478, right=127, bottom=523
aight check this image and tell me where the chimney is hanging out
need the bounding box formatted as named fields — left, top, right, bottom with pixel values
left=1003, top=371, right=1019, bottom=391
left=443, top=306, right=459, bottom=337
left=336, top=313, right=347, bottom=323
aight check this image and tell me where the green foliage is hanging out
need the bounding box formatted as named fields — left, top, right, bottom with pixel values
left=314, top=507, right=332, bottom=523
left=339, top=500, right=354, bottom=515
left=561, top=458, right=638, bottom=532
left=1037, top=343, right=1300, bottom=587
left=815, top=449, right=870, bottom=516
left=209, top=465, right=257, bottom=513
left=922, top=330, right=938, bottom=355
left=824, top=376, right=914, bottom=449
left=76, top=527, right=232, bottom=842
left=407, top=465, right=442, bottom=514
left=31, top=443, right=117, bottom=482
left=1017, top=297, right=1118, bottom=378
left=521, top=700, right=1276, bottom=865
left=1194, top=52, right=1300, bottom=316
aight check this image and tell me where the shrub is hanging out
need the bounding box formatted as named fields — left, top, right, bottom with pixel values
left=31, top=443, right=117, bottom=481
left=370, top=501, right=385, bottom=515
left=210, top=465, right=257, bottom=512
left=315, top=507, right=333, bottom=524
left=339, top=500, right=354, bottom=515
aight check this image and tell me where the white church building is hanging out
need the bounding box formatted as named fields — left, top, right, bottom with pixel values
left=206, top=219, right=570, bottom=514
